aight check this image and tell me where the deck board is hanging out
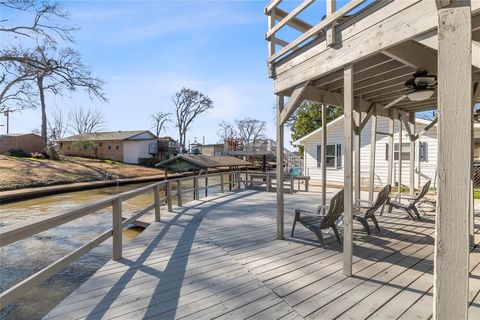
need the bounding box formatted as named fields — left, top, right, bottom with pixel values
left=44, top=190, right=480, bottom=320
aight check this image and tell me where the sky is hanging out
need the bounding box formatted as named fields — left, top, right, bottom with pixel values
left=2, top=0, right=299, bottom=148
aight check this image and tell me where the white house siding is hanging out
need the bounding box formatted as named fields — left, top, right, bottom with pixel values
left=302, top=117, right=438, bottom=189
left=123, top=140, right=155, bottom=164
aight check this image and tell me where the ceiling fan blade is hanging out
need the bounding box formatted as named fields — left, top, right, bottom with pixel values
left=383, top=95, right=407, bottom=109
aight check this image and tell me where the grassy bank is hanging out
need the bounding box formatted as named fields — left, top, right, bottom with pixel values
left=0, top=155, right=165, bottom=191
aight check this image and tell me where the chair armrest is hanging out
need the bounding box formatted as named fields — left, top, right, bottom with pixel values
left=356, top=199, right=374, bottom=205
left=295, top=208, right=313, bottom=214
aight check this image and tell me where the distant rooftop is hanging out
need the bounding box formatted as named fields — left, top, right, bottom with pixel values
left=58, top=130, right=155, bottom=142
left=156, top=154, right=252, bottom=172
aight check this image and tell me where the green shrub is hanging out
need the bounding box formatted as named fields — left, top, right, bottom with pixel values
left=138, top=157, right=159, bottom=167
left=8, top=149, right=29, bottom=157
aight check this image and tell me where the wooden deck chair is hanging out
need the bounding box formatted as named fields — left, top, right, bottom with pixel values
left=387, top=180, right=432, bottom=220
left=353, top=185, right=392, bottom=235
left=291, top=189, right=344, bottom=247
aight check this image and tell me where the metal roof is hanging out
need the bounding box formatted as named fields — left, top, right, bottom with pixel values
left=58, top=130, right=156, bottom=142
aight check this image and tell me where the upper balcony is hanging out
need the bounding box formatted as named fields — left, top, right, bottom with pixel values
left=265, top=0, right=480, bottom=115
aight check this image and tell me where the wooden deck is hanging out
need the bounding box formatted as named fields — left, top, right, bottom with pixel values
left=45, top=189, right=480, bottom=320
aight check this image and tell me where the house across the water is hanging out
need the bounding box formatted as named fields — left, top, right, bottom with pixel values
left=294, top=115, right=480, bottom=189
left=57, top=130, right=158, bottom=164
left=0, top=133, right=45, bottom=155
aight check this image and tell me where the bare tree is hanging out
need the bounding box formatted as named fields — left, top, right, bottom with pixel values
left=150, top=111, right=171, bottom=137
left=48, top=107, right=67, bottom=141
left=0, top=0, right=75, bottom=47
left=68, top=106, right=105, bottom=135
left=217, top=120, right=236, bottom=143
left=172, top=87, right=213, bottom=152
left=235, top=118, right=266, bottom=146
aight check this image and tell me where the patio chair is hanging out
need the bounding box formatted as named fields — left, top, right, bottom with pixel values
left=353, top=184, right=392, bottom=235
left=291, top=189, right=344, bottom=247
left=387, top=180, right=432, bottom=220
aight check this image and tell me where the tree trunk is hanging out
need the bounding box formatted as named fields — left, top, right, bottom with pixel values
left=37, top=76, right=47, bottom=150
left=178, top=127, right=183, bottom=152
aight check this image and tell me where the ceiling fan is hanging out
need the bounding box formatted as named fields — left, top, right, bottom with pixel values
left=384, top=69, right=437, bottom=109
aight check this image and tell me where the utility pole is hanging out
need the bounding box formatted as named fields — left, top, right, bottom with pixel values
left=3, top=108, right=15, bottom=134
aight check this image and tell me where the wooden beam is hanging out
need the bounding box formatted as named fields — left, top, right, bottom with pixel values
left=354, top=109, right=361, bottom=202
left=273, top=37, right=289, bottom=47
left=434, top=2, right=471, bottom=319
left=266, top=0, right=314, bottom=39
left=265, top=0, right=282, bottom=14
left=269, top=0, right=367, bottom=63
left=383, top=95, right=407, bottom=109
left=326, top=0, right=336, bottom=47
left=387, top=110, right=394, bottom=186
left=382, top=40, right=438, bottom=74
left=409, top=113, right=415, bottom=195
left=279, top=81, right=309, bottom=125
left=359, top=103, right=375, bottom=131
left=273, top=7, right=313, bottom=34
left=414, top=117, right=438, bottom=140
left=368, top=108, right=377, bottom=202
left=343, top=64, right=354, bottom=277
left=322, top=104, right=327, bottom=207
left=276, top=94, right=285, bottom=240
left=398, top=110, right=414, bottom=140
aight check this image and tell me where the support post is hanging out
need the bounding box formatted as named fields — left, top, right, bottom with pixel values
left=354, top=110, right=361, bottom=203
left=193, top=176, right=199, bottom=200
left=205, top=177, right=208, bottom=197
left=112, top=199, right=122, bottom=261
left=343, top=64, right=354, bottom=276
left=409, top=112, right=416, bottom=195
left=322, top=104, right=327, bottom=208
left=166, top=181, right=172, bottom=212
left=154, top=185, right=161, bottom=222
left=177, top=180, right=182, bottom=206
left=229, top=173, right=232, bottom=191
left=276, top=94, right=285, bottom=240
left=290, top=174, right=294, bottom=194
left=434, top=2, right=471, bottom=319
left=266, top=173, right=271, bottom=192
left=237, top=172, right=241, bottom=189
left=326, top=0, right=336, bottom=46
left=398, top=112, right=403, bottom=195
left=220, top=174, right=225, bottom=193
left=471, top=83, right=479, bottom=248
left=387, top=110, right=394, bottom=186
left=369, top=108, right=377, bottom=202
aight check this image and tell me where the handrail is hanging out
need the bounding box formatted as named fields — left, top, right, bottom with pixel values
left=0, top=170, right=243, bottom=309
left=265, top=0, right=368, bottom=65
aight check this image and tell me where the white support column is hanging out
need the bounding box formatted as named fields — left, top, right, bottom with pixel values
left=343, top=64, right=354, bottom=276
left=276, top=94, right=285, bottom=240
left=409, top=113, right=416, bottom=195
left=354, top=110, right=361, bottom=203
left=398, top=112, right=403, bottom=195
left=471, top=83, right=479, bottom=248
left=387, top=110, right=394, bottom=186
left=368, top=108, right=377, bottom=202
left=434, top=2, right=471, bottom=319
left=322, top=104, right=327, bottom=208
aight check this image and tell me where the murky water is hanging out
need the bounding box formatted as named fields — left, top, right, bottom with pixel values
left=0, top=175, right=225, bottom=320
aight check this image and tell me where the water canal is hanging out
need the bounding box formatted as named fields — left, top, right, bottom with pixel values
left=0, top=175, right=226, bottom=319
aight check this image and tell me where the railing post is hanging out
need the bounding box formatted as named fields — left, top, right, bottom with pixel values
left=194, top=176, right=199, bottom=200
left=290, top=174, right=294, bottom=194
left=220, top=174, right=225, bottom=193
left=166, top=181, right=172, bottom=212
left=266, top=173, right=271, bottom=192
left=237, top=172, right=241, bottom=189
left=177, top=180, right=182, bottom=206
left=154, top=185, right=161, bottom=222
left=112, top=199, right=122, bottom=261
left=205, top=177, right=208, bottom=197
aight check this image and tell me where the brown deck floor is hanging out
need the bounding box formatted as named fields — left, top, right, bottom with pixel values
left=44, top=189, right=480, bottom=320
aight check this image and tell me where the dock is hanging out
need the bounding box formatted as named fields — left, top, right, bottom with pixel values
left=44, top=189, right=480, bottom=319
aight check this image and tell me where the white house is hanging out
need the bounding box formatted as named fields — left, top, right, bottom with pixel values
left=294, top=116, right=480, bottom=190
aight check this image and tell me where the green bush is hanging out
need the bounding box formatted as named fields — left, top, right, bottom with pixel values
left=138, top=157, right=159, bottom=167
left=8, top=149, right=29, bottom=157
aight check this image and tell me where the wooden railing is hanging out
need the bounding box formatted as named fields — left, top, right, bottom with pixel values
left=0, top=170, right=245, bottom=309
left=0, top=170, right=310, bottom=308
left=265, top=0, right=368, bottom=76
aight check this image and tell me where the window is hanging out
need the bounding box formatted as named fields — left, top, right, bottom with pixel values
left=317, top=144, right=342, bottom=168
left=99, top=142, right=103, bottom=147
left=115, top=144, right=120, bottom=150
left=385, top=142, right=427, bottom=162
left=108, top=145, right=112, bottom=150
